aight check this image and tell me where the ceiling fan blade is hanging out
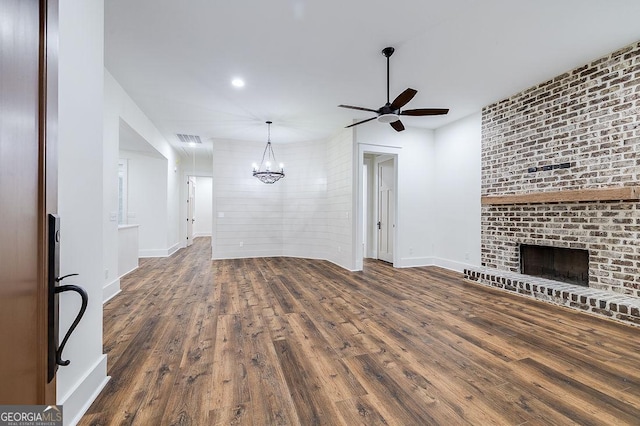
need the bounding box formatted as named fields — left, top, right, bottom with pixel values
left=390, top=88, right=417, bottom=110
left=345, top=116, right=377, bottom=128
left=389, top=120, right=405, bottom=132
left=401, top=108, right=449, bottom=116
left=338, top=104, right=379, bottom=113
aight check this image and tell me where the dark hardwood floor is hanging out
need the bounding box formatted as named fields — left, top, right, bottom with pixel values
left=81, top=237, right=640, bottom=425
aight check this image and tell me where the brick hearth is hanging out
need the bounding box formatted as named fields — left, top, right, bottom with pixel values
left=464, top=267, right=640, bottom=327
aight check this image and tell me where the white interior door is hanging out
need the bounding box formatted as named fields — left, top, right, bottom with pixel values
left=377, top=158, right=395, bottom=263
left=186, top=177, right=196, bottom=246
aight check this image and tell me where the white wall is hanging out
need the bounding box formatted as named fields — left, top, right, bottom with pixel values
left=58, top=1, right=108, bottom=424
left=166, top=151, right=181, bottom=253
left=103, top=71, right=183, bottom=295
left=433, top=112, right=482, bottom=271
left=120, top=150, right=169, bottom=256
left=102, top=66, right=120, bottom=303
left=117, top=226, right=139, bottom=278
left=193, top=176, right=213, bottom=237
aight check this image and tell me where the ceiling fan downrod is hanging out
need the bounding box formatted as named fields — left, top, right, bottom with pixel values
left=382, top=47, right=395, bottom=105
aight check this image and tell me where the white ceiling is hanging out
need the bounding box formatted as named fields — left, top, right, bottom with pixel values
left=105, top=0, right=640, bottom=157
left=119, top=119, right=164, bottom=158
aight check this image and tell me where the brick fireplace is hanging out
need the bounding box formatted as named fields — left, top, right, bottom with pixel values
left=466, top=41, right=640, bottom=325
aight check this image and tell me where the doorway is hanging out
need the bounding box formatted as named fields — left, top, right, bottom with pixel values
left=355, top=145, right=400, bottom=271
left=185, top=175, right=213, bottom=247
left=376, top=156, right=395, bottom=263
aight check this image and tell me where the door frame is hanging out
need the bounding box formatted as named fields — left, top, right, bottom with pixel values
left=186, top=176, right=196, bottom=246
left=354, top=143, right=400, bottom=271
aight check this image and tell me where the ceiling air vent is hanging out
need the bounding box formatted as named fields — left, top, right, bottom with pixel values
left=176, top=134, right=202, bottom=144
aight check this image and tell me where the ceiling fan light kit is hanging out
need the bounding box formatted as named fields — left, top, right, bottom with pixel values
left=377, top=113, right=400, bottom=123
left=252, top=121, right=285, bottom=184
left=338, top=46, right=449, bottom=132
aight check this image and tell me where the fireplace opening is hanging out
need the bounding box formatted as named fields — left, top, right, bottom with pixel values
left=520, top=244, right=589, bottom=286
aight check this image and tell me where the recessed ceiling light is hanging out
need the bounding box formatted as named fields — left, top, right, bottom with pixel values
left=231, top=78, right=245, bottom=88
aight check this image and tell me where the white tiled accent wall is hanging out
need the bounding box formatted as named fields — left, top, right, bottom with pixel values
left=212, top=130, right=354, bottom=270
left=324, top=129, right=354, bottom=269
left=213, top=139, right=284, bottom=258
left=282, top=140, right=329, bottom=259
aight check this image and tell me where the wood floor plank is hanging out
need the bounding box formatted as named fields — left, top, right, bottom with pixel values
left=360, top=317, right=525, bottom=425
left=512, top=357, right=640, bottom=425
left=162, top=304, right=216, bottom=426
left=243, top=307, right=300, bottom=425
left=80, top=238, right=640, bottom=425
left=210, top=314, right=250, bottom=410
left=334, top=396, right=393, bottom=426
left=209, top=403, right=253, bottom=426
left=344, top=353, right=442, bottom=425
left=285, top=312, right=367, bottom=402
left=273, top=339, right=344, bottom=426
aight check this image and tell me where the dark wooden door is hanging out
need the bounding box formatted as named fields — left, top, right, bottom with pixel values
left=0, top=0, right=58, bottom=404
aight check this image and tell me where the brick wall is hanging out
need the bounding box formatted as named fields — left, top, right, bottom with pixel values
left=481, top=41, right=640, bottom=296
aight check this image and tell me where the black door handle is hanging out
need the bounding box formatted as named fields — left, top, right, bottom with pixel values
left=54, top=281, right=88, bottom=366
left=47, top=215, right=91, bottom=381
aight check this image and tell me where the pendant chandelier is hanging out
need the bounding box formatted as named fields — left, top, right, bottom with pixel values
left=252, top=121, right=285, bottom=184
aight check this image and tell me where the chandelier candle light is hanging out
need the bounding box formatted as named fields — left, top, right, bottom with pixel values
left=252, top=120, right=285, bottom=184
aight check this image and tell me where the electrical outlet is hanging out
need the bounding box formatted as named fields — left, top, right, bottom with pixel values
left=465, top=252, right=470, bottom=261
left=105, top=269, right=109, bottom=279
left=338, top=246, right=342, bottom=253
left=409, top=247, right=414, bottom=255
left=239, top=242, right=243, bottom=248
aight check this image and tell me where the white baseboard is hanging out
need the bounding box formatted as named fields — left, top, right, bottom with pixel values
left=59, top=355, right=109, bottom=426
left=119, top=265, right=138, bottom=279
left=432, top=257, right=478, bottom=273
left=193, top=232, right=211, bottom=238
left=211, top=252, right=359, bottom=272
left=139, top=242, right=183, bottom=258
left=103, top=279, right=121, bottom=303
left=395, top=256, right=435, bottom=268
left=168, top=241, right=183, bottom=256
left=139, top=248, right=168, bottom=258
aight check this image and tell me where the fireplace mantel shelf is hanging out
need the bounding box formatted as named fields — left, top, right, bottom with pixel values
left=481, top=186, right=640, bottom=205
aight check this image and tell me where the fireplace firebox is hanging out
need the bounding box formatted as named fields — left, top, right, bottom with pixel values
left=520, top=245, right=589, bottom=287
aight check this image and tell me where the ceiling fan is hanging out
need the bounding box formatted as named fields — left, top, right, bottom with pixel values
left=339, top=47, right=449, bottom=132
